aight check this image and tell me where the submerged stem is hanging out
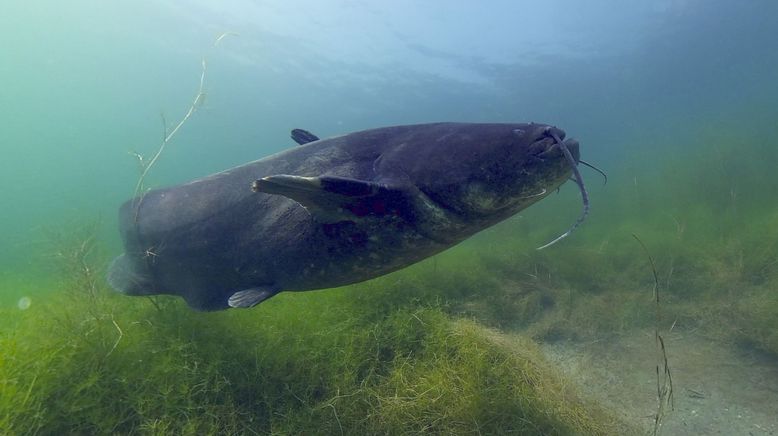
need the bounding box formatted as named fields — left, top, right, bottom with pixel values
left=133, top=58, right=207, bottom=207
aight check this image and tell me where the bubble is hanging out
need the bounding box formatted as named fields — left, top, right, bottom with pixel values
left=17, top=297, right=31, bottom=310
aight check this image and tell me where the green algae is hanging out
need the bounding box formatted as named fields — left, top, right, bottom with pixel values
left=0, top=221, right=632, bottom=434
left=0, top=276, right=630, bottom=435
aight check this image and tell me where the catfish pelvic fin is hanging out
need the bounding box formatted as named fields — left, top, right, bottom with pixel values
left=228, top=287, right=279, bottom=308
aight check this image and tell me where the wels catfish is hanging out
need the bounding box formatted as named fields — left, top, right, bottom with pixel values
left=108, top=122, right=586, bottom=311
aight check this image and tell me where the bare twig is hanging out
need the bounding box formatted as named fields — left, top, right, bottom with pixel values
left=146, top=296, right=163, bottom=312
left=133, top=57, right=208, bottom=205
left=633, top=234, right=674, bottom=436
left=106, top=314, right=124, bottom=358
left=130, top=32, right=236, bottom=237
left=214, top=31, right=239, bottom=47
left=325, top=403, right=344, bottom=436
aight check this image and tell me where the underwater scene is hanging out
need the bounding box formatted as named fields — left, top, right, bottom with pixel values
left=2, top=1, right=777, bottom=434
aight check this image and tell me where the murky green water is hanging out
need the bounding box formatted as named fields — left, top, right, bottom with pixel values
left=1, top=1, right=777, bottom=434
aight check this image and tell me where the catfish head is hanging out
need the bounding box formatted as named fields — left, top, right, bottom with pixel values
left=374, top=122, right=582, bottom=240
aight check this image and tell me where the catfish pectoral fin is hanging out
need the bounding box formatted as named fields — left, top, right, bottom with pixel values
left=252, top=175, right=411, bottom=223
left=253, top=175, right=381, bottom=197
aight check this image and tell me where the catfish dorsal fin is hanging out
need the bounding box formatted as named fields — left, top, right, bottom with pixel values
left=291, top=129, right=320, bottom=145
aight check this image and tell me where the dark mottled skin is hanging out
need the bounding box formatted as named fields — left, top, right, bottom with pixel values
left=109, top=122, right=579, bottom=310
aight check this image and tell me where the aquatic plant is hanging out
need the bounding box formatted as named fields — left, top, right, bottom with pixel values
left=132, top=31, right=235, bottom=199
left=632, top=234, right=673, bottom=436
left=0, top=223, right=635, bottom=434
left=463, top=124, right=778, bottom=358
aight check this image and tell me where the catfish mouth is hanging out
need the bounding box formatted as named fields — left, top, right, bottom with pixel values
left=539, top=138, right=580, bottom=163
left=528, top=127, right=580, bottom=164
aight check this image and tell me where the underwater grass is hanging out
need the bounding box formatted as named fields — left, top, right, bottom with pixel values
left=468, top=209, right=778, bottom=356
left=456, top=126, right=778, bottom=357
left=0, top=249, right=631, bottom=435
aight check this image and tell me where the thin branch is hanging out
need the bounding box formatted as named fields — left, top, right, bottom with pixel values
left=106, top=314, right=124, bottom=358
left=133, top=58, right=207, bottom=203
left=633, top=234, right=674, bottom=436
